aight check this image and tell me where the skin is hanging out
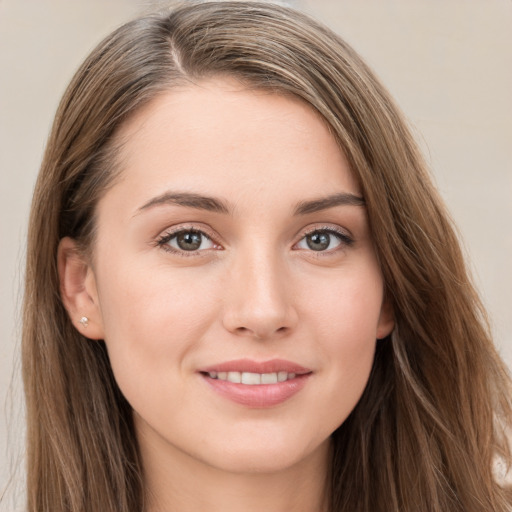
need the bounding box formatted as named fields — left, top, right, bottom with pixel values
left=59, top=79, right=394, bottom=512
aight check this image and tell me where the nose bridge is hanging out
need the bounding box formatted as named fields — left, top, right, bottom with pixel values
left=222, top=239, right=297, bottom=339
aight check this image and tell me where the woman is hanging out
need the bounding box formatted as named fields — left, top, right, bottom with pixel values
left=22, top=2, right=512, bottom=511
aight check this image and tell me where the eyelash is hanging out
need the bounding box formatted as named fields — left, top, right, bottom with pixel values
left=299, top=226, right=354, bottom=252
left=156, top=227, right=219, bottom=257
left=155, top=225, right=354, bottom=257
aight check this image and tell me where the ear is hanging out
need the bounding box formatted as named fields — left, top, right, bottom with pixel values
left=57, top=237, right=105, bottom=340
left=376, top=295, right=395, bottom=340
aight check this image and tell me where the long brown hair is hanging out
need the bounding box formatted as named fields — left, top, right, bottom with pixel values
left=22, top=2, right=512, bottom=511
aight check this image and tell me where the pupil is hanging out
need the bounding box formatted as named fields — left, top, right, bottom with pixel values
left=177, top=231, right=202, bottom=251
left=307, top=232, right=330, bottom=251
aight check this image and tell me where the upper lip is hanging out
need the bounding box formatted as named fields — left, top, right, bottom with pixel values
left=199, top=359, right=311, bottom=375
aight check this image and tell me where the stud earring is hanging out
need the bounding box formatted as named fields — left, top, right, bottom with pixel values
left=79, top=316, right=89, bottom=328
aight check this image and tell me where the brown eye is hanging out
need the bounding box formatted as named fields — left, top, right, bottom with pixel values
left=176, top=231, right=203, bottom=251
left=306, top=232, right=331, bottom=251
left=164, top=230, right=215, bottom=252
left=296, top=229, right=351, bottom=252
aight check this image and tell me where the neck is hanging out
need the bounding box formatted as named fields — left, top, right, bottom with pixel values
left=138, top=425, right=330, bottom=512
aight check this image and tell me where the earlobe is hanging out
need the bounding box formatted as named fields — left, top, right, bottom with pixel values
left=57, top=237, right=105, bottom=340
left=376, top=296, right=395, bottom=340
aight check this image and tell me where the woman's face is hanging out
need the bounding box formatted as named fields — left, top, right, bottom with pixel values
left=81, top=79, right=393, bottom=474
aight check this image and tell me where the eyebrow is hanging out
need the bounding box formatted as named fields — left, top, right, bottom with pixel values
left=136, top=190, right=365, bottom=216
left=293, top=192, right=365, bottom=215
left=137, top=192, right=230, bottom=215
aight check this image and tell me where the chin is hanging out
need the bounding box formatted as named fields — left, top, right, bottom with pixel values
left=198, top=433, right=331, bottom=475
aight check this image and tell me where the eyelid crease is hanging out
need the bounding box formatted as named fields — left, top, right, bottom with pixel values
left=154, top=223, right=354, bottom=258
left=155, top=225, right=223, bottom=256
left=294, top=224, right=354, bottom=246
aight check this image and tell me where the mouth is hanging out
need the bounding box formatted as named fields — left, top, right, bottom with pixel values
left=202, top=370, right=299, bottom=385
left=198, top=359, right=312, bottom=407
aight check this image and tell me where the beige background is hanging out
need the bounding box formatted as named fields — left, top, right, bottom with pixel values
left=1, top=1, right=511, bottom=509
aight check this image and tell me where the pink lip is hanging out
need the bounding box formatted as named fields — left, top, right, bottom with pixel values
left=198, top=359, right=312, bottom=408
left=199, top=358, right=311, bottom=375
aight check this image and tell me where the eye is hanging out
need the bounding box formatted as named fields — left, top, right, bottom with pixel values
left=158, top=229, right=216, bottom=253
left=295, top=229, right=351, bottom=252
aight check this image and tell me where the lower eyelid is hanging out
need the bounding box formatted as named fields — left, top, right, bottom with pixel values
left=155, top=226, right=352, bottom=254
left=156, top=228, right=222, bottom=255
left=169, top=234, right=213, bottom=250
left=295, top=229, right=353, bottom=248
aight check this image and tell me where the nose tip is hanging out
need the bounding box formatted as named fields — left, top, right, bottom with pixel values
left=221, top=259, right=298, bottom=340
left=228, top=317, right=292, bottom=340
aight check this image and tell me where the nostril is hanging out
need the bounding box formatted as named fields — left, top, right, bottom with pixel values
left=232, top=325, right=289, bottom=339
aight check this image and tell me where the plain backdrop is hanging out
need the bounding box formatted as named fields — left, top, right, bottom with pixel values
left=1, top=1, right=511, bottom=509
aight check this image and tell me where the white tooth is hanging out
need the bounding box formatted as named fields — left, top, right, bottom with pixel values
left=288, top=373, right=296, bottom=380
left=217, top=372, right=227, bottom=381
left=208, top=371, right=217, bottom=379
left=261, top=372, right=278, bottom=384
left=277, top=371, right=288, bottom=382
left=227, top=371, right=241, bottom=383
left=241, top=372, right=261, bottom=385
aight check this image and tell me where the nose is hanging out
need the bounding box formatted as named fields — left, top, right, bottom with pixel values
left=221, top=247, right=298, bottom=340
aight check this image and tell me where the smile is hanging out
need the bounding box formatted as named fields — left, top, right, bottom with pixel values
left=199, top=359, right=312, bottom=407
left=206, top=371, right=297, bottom=385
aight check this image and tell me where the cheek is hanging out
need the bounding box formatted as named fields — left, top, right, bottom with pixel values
left=300, top=260, right=384, bottom=344
left=298, top=264, right=383, bottom=420
left=94, top=261, right=221, bottom=392
left=98, top=256, right=220, bottom=330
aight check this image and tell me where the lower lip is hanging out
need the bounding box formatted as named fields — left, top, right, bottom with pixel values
left=201, top=373, right=311, bottom=408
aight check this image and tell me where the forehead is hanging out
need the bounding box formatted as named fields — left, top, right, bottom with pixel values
left=103, top=78, right=360, bottom=217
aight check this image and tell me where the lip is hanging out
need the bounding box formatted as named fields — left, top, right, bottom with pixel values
left=198, top=359, right=312, bottom=408
left=199, top=358, right=311, bottom=375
